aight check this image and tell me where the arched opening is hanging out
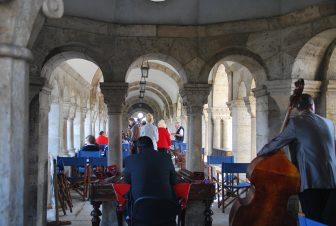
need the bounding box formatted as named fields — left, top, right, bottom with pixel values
left=206, top=54, right=266, bottom=162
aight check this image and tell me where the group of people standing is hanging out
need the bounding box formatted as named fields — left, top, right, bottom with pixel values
left=128, top=113, right=184, bottom=155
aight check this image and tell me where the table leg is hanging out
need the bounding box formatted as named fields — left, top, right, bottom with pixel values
left=91, top=201, right=102, bottom=226
left=204, top=199, right=214, bottom=226
left=116, top=209, right=124, bottom=226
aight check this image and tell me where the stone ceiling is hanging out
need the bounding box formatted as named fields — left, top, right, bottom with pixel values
left=63, top=0, right=332, bottom=25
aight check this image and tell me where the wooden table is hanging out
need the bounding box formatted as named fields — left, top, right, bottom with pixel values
left=89, top=182, right=215, bottom=226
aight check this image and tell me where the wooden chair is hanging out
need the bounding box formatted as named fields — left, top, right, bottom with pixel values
left=219, top=162, right=250, bottom=213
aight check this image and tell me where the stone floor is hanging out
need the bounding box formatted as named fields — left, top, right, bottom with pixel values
left=48, top=192, right=230, bottom=226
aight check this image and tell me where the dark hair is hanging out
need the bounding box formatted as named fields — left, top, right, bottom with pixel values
left=297, top=94, right=314, bottom=111
left=99, top=131, right=104, bottom=135
left=137, top=136, right=153, bottom=152
left=86, top=135, right=96, bottom=144
left=128, top=117, right=135, bottom=122
left=141, top=121, right=146, bottom=126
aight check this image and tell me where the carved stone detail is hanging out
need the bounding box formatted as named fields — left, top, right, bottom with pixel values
left=100, top=82, right=129, bottom=114
left=42, top=0, right=64, bottom=19
left=180, top=84, right=211, bottom=115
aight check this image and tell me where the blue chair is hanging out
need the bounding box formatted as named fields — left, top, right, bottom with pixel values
left=298, top=216, right=327, bottom=226
left=220, top=163, right=250, bottom=212
left=206, top=156, right=235, bottom=207
left=56, top=156, right=90, bottom=200
left=90, top=157, right=107, bottom=167
left=78, top=150, right=101, bottom=158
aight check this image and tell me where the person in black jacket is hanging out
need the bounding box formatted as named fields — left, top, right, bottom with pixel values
left=80, top=135, right=99, bottom=151
left=123, top=136, right=178, bottom=224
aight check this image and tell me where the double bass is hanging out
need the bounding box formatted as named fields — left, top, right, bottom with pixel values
left=229, top=79, right=304, bottom=226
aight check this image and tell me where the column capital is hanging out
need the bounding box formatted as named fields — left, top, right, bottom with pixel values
left=100, top=82, right=128, bottom=114
left=180, top=83, right=211, bottom=115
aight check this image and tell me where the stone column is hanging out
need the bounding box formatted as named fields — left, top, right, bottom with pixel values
left=73, top=108, right=81, bottom=152
left=0, top=42, right=33, bottom=226
left=84, top=109, right=91, bottom=138
left=222, top=114, right=232, bottom=150
left=245, top=96, right=257, bottom=159
left=0, top=2, right=63, bottom=225
left=100, top=82, right=128, bottom=226
left=67, top=105, right=76, bottom=156
left=180, top=84, right=211, bottom=172
left=230, top=99, right=251, bottom=163
left=67, top=118, right=75, bottom=156
left=28, top=77, right=51, bottom=226
left=61, top=102, right=70, bottom=156
left=207, top=108, right=213, bottom=156
left=80, top=107, right=87, bottom=147
left=252, top=86, right=269, bottom=152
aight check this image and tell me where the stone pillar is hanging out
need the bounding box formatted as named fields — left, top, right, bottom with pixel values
left=84, top=109, right=91, bottom=138
left=67, top=105, right=76, bottom=156
left=207, top=108, right=213, bottom=156
left=0, top=42, right=33, bottom=226
left=213, top=116, right=221, bottom=149
left=100, top=82, right=128, bottom=226
left=0, top=2, right=63, bottom=225
left=253, top=86, right=269, bottom=152
left=221, top=110, right=232, bottom=150
left=73, top=108, right=81, bottom=151
left=180, top=84, right=211, bottom=172
left=28, top=77, right=51, bottom=226
left=230, top=99, right=251, bottom=163
left=245, top=96, right=257, bottom=159
left=67, top=118, right=75, bottom=156
left=81, top=107, right=87, bottom=144
left=61, top=102, right=70, bottom=156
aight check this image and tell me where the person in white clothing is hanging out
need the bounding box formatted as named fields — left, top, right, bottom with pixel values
left=140, top=113, right=159, bottom=150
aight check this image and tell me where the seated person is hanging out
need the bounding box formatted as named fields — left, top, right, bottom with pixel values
left=123, top=136, right=178, bottom=223
left=96, top=131, right=108, bottom=145
left=80, top=135, right=99, bottom=151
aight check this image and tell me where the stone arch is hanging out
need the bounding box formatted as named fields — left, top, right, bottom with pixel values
left=201, top=47, right=268, bottom=86
left=125, top=53, right=188, bottom=86
left=128, top=81, right=173, bottom=117
left=125, top=96, right=162, bottom=121
left=291, top=28, right=336, bottom=80
left=40, top=45, right=106, bottom=86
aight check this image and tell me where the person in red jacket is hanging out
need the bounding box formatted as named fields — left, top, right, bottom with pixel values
left=157, top=120, right=171, bottom=153
left=96, top=131, right=108, bottom=145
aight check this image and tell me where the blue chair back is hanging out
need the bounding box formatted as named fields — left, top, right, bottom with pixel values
left=207, top=156, right=234, bottom=165
left=181, top=143, right=187, bottom=151
left=122, top=143, right=130, bottom=159
left=57, top=156, right=88, bottom=167
left=78, top=151, right=101, bottom=158
left=222, top=163, right=249, bottom=174
left=90, top=157, right=107, bottom=167
left=99, top=144, right=108, bottom=152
